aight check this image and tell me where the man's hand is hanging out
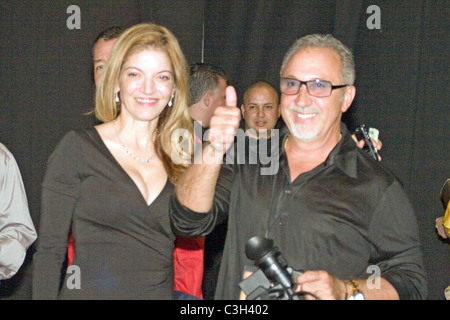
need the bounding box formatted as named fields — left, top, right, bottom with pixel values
left=435, top=216, right=450, bottom=239
left=352, top=134, right=383, bottom=161
left=295, top=270, right=400, bottom=300
left=295, top=270, right=347, bottom=300
left=207, top=86, right=241, bottom=155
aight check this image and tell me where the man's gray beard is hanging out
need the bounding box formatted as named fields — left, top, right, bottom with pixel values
left=287, top=105, right=320, bottom=141
left=289, top=123, right=319, bottom=141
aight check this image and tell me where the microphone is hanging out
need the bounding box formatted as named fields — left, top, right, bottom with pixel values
left=245, top=236, right=294, bottom=290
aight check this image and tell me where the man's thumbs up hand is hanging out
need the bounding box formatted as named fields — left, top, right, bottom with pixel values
left=207, top=86, right=241, bottom=155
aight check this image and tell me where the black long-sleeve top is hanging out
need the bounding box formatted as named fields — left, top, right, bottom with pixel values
left=170, top=123, right=427, bottom=300
left=33, top=129, right=175, bottom=299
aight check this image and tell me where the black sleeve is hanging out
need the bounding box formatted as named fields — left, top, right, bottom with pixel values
left=32, top=131, right=82, bottom=299
left=368, top=180, right=428, bottom=300
left=170, top=163, right=233, bottom=237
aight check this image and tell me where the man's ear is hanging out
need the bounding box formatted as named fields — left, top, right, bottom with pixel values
left=240, top=104, right=246, bottom=118
left=341, top=85, right=356, bottom=113
left=202, top=91, right=211, bottom=107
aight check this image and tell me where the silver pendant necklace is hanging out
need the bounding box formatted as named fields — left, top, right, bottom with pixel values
left=113, top=120, right=156, bottom=164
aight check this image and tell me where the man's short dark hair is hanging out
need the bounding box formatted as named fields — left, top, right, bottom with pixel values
left=189, top=63, right=227, bottom=105
left=92, top=26, right=127, bottom=49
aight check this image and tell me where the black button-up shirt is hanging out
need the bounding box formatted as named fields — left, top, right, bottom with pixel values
left=170, top=123, right=427, bottom=300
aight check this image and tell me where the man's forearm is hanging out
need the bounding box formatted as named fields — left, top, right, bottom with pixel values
left=175, top=144, right=223, bottom=213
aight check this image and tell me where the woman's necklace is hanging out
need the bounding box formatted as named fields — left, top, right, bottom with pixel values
left=113, top=120, right=156, bottom=164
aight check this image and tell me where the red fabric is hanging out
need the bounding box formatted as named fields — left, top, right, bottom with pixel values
left=173, top=236, right=205, bottom=299
left=67, top=232, right=75, bottom=266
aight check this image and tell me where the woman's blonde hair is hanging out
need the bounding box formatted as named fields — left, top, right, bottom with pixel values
left=95, top=23, right=193, bottom=184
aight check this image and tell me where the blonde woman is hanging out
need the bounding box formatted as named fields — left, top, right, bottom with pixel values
left=33, top=23, right=193, bottom=299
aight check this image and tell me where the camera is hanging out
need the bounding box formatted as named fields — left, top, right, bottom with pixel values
left=239, top=236, right=303, bottom=300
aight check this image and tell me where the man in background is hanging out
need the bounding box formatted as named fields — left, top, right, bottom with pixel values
left=92, top=26, right=126, bottom=87
left=240, top=80, right=281, bottom=139
left=188, top=63, right=228, bottom=129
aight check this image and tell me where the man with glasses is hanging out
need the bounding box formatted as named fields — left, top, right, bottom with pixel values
left=170, top=34, right=426, bottom=300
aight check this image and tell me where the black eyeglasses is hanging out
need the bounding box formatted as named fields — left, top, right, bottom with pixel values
left=280, top=78, right=348, bottom=97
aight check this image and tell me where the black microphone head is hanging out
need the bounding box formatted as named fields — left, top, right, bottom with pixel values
left=245, top=236, right=294, bottom=290
left=245, top=236, right=274, bottom=261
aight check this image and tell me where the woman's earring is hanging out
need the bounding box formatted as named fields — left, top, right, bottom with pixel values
left=168, top=94, right=174, bottom=107
left=115, top=91, right=120, bottom=103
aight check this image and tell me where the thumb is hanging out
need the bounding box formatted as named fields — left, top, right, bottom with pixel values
left=226, top=86, right=237, bottom=108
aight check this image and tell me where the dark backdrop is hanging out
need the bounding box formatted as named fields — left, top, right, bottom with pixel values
left=0, top=0, right=448, bottom=299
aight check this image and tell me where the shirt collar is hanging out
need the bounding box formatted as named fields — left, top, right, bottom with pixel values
left=325, top=122, right=358, bottom=179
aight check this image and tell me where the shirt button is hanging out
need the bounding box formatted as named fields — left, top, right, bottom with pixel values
left=285, top=189, right=291, bottom=194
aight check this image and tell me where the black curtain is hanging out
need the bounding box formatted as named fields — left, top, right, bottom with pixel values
left=0, top=0, right=448, bottom=299
left=353, top=1, right=450, bottom=299
left=203, top=1, right=338, bottom=102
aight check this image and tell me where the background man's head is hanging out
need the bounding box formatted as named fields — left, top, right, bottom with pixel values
left=241, top=81, right=280, bottom=137
left=188, top=63, right=228, bottom=128
left=92, top=26, right=126, bottom=86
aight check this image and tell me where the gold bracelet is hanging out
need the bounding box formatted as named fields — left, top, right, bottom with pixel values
left=349, top=280, right=360, bottom=296
left=346, top=280, right=365, bottom=300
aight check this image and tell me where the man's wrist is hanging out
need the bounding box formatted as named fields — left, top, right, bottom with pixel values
left=202, top=142, right=227, bottom=165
